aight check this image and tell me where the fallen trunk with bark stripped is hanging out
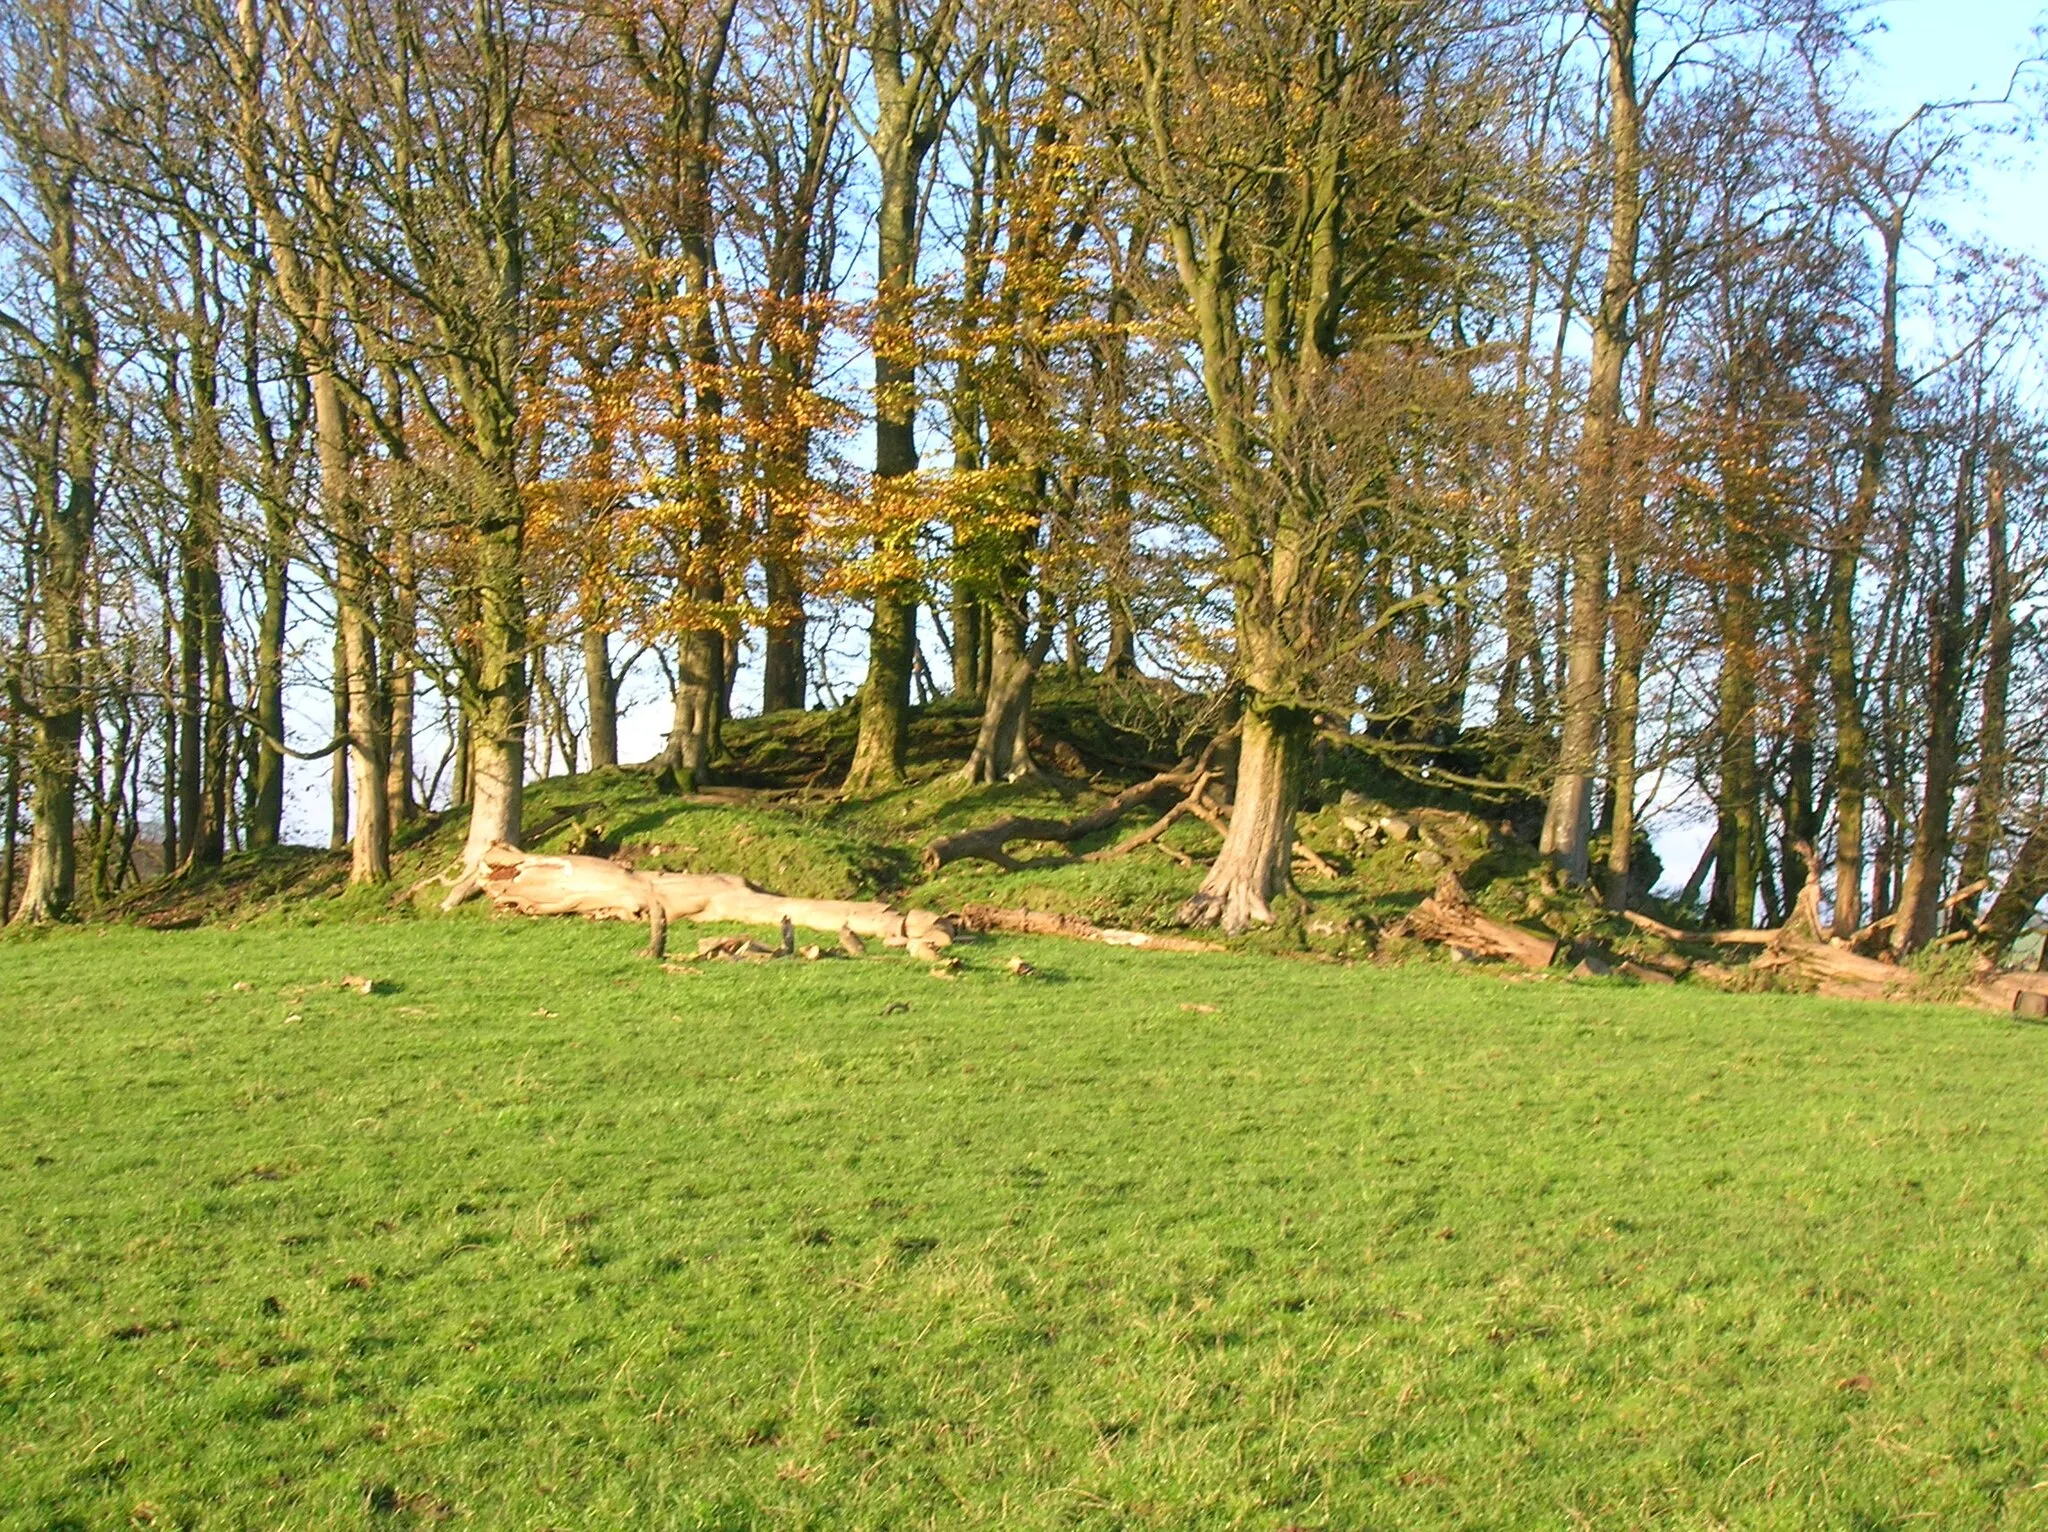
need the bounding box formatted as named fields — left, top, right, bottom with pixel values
left=474, top=843, right=954, bottom=958
left=952, top=903, right=1222, bottom=952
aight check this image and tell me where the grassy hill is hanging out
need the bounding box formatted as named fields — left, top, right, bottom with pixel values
left=103, top=675, right=1577, bottom=960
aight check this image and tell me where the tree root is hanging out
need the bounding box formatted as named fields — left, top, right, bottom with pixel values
left=922, top=735, right=1233, bottom=875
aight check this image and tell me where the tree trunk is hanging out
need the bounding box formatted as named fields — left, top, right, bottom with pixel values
left=582, top=627, right=619, bottom=768
left=1956, top=460, right=2011, bottom=925
left=950, top=594, right=983, bottom=703
left=660, top=629, right=724, bottom=792
left=1891, top=447, right=1975, bottom=955
left=329, top=627, right=350, bottom=851
left=1710, top=596, right=1759, bottom=929
left=1, top=716, right=19, bottom=922
left=1827, top=217, right=1903, bottom=938
left=1543, top=544, right=1607, bottom=884
left=385, top=529, right=417, bottom=826
left=247, top=483, right=289, bottom=848
left=762, top=557, right=807, bottom=713
left=1602, top=552, right=1646, bottom=910
left=1100, top=267, right=1140, bottom=680
left=847, top=594, right=915, bottom=790
left=458, top=469, right=528, bottom=867
left=14, top=167, right=98, bottom=922
left=315, top=359, right=391, bottom=885
left=1541, top=0, right=1639, bottom=883
left=843, top=0, right=942, bottom=792
left=963, top=607, right=1045, bottom=783
left=1176, top=701, right=1309, bottom=934
left=1981, top=824, right=2048, bottom=955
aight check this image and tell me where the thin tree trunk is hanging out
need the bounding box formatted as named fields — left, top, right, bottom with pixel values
left=247, top=487, right=288, bottom=847
left=1956, top=459, right=2011, bottom=926
left=1541, top=0, right=1640, bottom=883
left=1602, top=552, right=1646, bottom=909
left=329, top=627, right=349, bottom=851
left=582, top=627, right=619, bottom=768
left=1828, top=216, right=1904, bottom=937
left=1891, top=445, right=1975, bottom=955
left=386, top=528, right=417, bottom=826
left=1, top=716, right=19, bottom=921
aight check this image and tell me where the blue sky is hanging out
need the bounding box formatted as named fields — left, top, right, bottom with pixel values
left=1857, top=0, right=2044, bottom=253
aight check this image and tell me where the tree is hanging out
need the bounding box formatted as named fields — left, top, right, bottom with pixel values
left=1084, top=0, right=1511, bottom=930
left=0, top=0, right=103, bottom=922
left=841, top=0, right=972, bottom=790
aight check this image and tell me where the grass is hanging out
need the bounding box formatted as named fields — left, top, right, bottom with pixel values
left=5, top=917, right=2048, bottom=1528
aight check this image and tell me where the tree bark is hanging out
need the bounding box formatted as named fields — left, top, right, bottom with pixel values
left=1541, top=0, right=1640, bottom=883
left=963, top=605, right=1049, bottom=783
left=660, top=629, right=723, bottom=792
left=329, top=627, right=350, bottom=851
left=1890, top=444, right=1975, bottom=955
left=762, top=557, right=808, bottom=713
left=1827, top=214, right=1903, bottom=937
left=844, top=0, right=956, bottom=790
left=457, top=467, right=528, bottom=868
left=582, top=627, right=620, bottom=768
left=1177, top=701, right=1310, bottom=934
left=13, top=134, right=100, bottom=924
left=385, top=528, right=417, bottom=827
left=847, top=595, right=915, bottom=789
left=1956, top=459, right=2011, bottom=925
left=247, top=470, right=289, bottom=848
left=1981, top=824, right=2048, bottom=955
left=1710, top=584, right=1758, bottom=929
left=1602, top=550, right=1646, bottom=910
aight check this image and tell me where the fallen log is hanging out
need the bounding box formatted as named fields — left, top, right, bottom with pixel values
left=1622, top=909, right=1691, bottom=943
left=643, top=867, right=953, bottom=944
left=1393, top=873, right=1558, bottom=970
left=1750, top=940, right=1908, bottom=1001
left=474, top=843, right=954, bottom=954
left=1086, top=770, right=1212, bottom=860
left=953, top=903, right=1223, bottom=953
left=478, top=843, right=670, bottom=958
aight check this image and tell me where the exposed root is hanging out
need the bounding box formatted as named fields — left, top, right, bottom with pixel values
left=922, top=736, right=1232, bottom=875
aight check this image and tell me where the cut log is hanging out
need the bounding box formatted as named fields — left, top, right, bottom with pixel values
left=1393, top=873, right=1558, bottom=970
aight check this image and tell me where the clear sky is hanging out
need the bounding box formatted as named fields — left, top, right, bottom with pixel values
left=1857, top=0, right=2043, bottom=255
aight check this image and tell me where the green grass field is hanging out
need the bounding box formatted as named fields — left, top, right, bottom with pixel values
left=5, top=917, right=2048, bottom=1529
